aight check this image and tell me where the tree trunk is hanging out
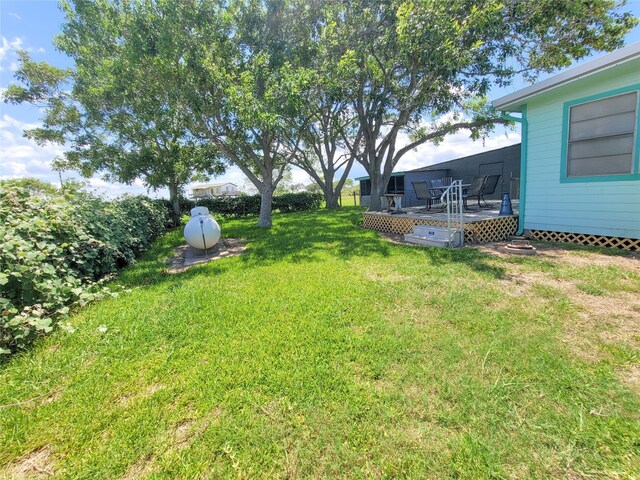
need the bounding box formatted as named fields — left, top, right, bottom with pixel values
left=257, top=179, right=273, bottom=228
left=367, top=172, right=384, bottom=211
left=168, top=181, right=181, bottom=227
left=324, top=188, right=340, bottom=209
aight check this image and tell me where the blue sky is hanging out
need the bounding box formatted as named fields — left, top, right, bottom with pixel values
left=1, top=0, right=640, bottom=197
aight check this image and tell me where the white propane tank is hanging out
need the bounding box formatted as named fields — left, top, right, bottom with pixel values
left=183, top=207, right=221, bottom=251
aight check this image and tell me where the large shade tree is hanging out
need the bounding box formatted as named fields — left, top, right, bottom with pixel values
left=281, top=14, right=363, bottom=209
left=4, top=0, right=226, bottom=225
left=290, top=88, right=360, bottom=209
left=5, top=0, right=636, bottom=222
left=184, top=0, right=326, bottom=227
left=323, top=0, right=637, bottom=211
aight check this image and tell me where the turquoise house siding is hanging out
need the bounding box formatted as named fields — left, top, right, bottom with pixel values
left=522, top=60, right=640, bottom=239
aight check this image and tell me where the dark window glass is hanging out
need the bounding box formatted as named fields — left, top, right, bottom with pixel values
left=567, top=91, right=637, bottom=177
left=386, top=176, right=405, bottom=194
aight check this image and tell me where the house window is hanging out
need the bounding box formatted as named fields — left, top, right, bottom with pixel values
left=566, top=90, right=638, bottom=178
left=360, top=179, right=371, bottom=196
left=387, top=176, right=405, bottom=194
left=358, top=177, right=405, bottom=195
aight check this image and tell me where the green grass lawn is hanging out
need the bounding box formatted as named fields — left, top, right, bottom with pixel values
left=1, top=208, right=639, bottom=479
left=339, top=192, right=360, bottom=207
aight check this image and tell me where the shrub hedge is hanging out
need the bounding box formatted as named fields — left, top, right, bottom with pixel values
left=0, top=183, right=168, bottom=355
left=166, top=191, right=323, bottom=219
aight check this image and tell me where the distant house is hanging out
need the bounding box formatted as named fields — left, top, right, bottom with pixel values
left=190, top=182, right=239, bottom=199
left=493, top=42, right=640, bottom=250
left=356, top=143, right=521, bottom=208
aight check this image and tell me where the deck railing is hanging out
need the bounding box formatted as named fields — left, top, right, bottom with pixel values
left=440, top=180, right=464, bottom=247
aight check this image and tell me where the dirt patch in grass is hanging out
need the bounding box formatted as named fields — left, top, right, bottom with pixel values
left=489, top=269, right=575, bottom=313
left=170, top=407, right=223, bottom=451
left=478, top=242, right=640, bottom=271
left=478, top=244, right=640, bottom=361
left=0, top=388, right=62, bottom=411
left=376, top=232, right=410, bottom=245
left=173, top=419, right=194, bottom=449
left=145, top=383, right=165, bottom=396
left=42, top=390, right=62, bottom=405
left=619, top=364, right=640, bottom=396
left=469, top=243, right=640, bottom=398
left=120, top=455, right=155, bottom=480
left=118, top=383, right=166, bottom=407
left=563, top=310, right=638, bottom=365
left=534, top=244, right=640, bottom=271
left=2, top=446, right=55, bottom=479
left=487, top=246, right=640, bottom=381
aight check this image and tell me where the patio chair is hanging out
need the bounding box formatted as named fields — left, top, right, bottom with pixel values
left=412, top=181, right=440, bottom=211
left=429, top=178, right=449, bottom=210
left=440, top=177, right=453, bottom=187
left=462, top=176, right=487, bottom=210
left=479, top=174, right=501, bottom=208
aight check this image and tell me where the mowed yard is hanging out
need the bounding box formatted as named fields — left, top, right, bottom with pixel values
left=1, top=208, right=639, bottom=479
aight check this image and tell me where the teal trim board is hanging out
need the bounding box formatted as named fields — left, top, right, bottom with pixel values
left=501, top=110, right=528, bottom=234
left=518, top=106, right=528, bottom=234
left=559, top=83, right=640, bottom=183
left=355, top=171, right=406, bottom=181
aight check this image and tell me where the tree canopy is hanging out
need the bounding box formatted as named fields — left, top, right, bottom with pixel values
left=4, top=1, right=226, bottom=224
left=4, top=0, right=637, bottom=221
left=321, top=0, right=637, bottom=210
left=183, top=0, right=324, bottom=226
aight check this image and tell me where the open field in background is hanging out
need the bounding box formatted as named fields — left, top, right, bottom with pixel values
left=1, top=207, right=639, bottom=479
left=339, top=191, right=360, bottom=207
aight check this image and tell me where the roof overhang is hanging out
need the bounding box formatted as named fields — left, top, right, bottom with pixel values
left=191, top=182, right=236, bottom=189
left=492, top=42, right=640, bottom=112
left=355, top=172, right=405, bottom=181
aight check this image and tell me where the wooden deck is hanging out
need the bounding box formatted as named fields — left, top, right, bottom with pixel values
left=363, top=201, right=519, bottom=244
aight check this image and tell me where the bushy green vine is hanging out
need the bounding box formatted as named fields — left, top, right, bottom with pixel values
left=0, top=182, right=168, bottom=355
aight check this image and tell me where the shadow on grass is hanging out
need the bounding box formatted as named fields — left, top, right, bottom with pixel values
left=0, top=208, right=508, bottom=364
left=236, top=209, right=392, bottom=265
left=119, top=207, right=507, bottom=289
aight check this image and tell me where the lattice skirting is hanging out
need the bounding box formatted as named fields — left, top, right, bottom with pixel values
left=362, top=213, right=518, bottom=244
left=527, top=230, right=640, bottom=251
left=469, top=216, right=519, bottom=243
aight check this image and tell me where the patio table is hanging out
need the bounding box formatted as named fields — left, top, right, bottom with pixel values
left=429, top=184, right=470, bottom=210
left=383, top=194, right=404, bottom=214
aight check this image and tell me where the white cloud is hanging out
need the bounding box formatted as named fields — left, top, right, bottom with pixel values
left=0, top=115, right=65, bottom=179
left=1, top=109, right=520, bottom=199
left=0, top=37, right=24, bottom=71
left=0, top=36, right=23, bottom=62
left=0, top=113, right=244, bottom=199
left=186, top=121, right=521, bottom=192
left=0, top=114, right=40, bottom=131
left=0, top=36, right=46, bottom=73
left=290, top=167, right=311, bottom=185
left=185, top=164, right=314, bottom=195
left=83, top=177, right=168, bottom=199
left=8, top=13, right=21, bottom=21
